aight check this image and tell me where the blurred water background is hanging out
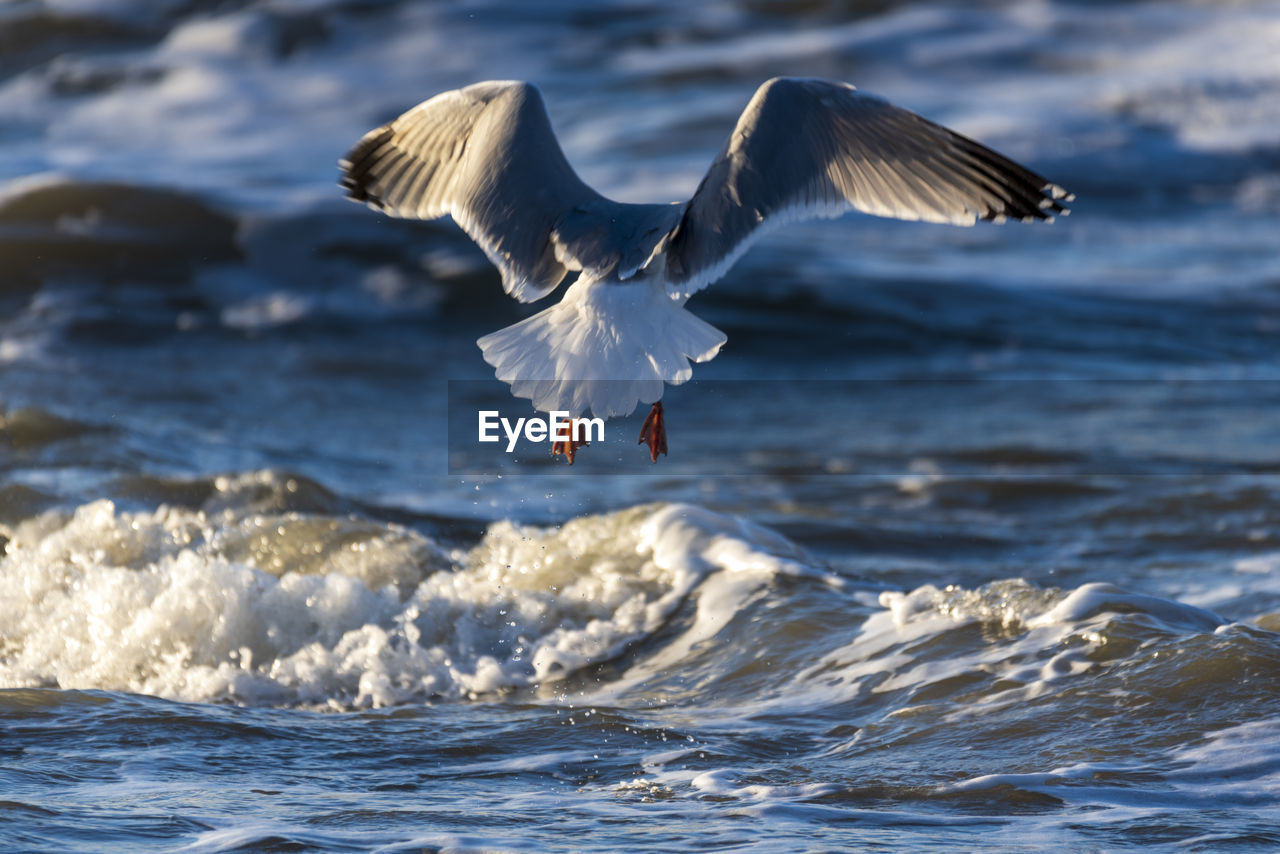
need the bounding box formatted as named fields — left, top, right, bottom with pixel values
left=3, top=0, right=1280, bottom=850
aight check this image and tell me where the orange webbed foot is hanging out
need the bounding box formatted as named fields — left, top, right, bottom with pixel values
left=552, top=418, right=591, bottom=465
left=638, top=401, right=667, bottom=463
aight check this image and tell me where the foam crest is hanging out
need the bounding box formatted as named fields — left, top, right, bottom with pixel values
left=771, top=577, right=1230, bottom=719
left=1025, top=582, right=1223, bottom=632
left=0, top=497, right=816, bottom=708
left=879, top=578, right=1063, bottom=631
left=881, top=578, right=1224, bottom=634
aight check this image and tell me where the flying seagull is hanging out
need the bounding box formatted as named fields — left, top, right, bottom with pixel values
left=340, top=78, right=1071, bottom=463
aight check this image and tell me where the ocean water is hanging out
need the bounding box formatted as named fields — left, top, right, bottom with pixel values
left=3, top=0, right=1280, bottom=850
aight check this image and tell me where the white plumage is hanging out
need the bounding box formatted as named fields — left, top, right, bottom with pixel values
left=341, top=78, right=1070, bottom=419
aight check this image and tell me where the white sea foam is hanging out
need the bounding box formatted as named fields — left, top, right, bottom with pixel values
left=0, top=496, right=822, bottom=707
left=706, top=575, right=1233, bottom=725
left=1025, top=581, right=1223, bottom=632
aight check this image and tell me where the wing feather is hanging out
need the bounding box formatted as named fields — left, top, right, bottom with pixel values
left=665, top=77, right=1072, bottom=297
left=340, top=81, right=605, bottom=303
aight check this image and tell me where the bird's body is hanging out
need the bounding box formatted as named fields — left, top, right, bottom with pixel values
left=341, top=78, right=1070, bottom=459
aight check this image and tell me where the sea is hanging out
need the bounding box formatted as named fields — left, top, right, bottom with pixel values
left=3, top=0, right=1280, bottom=850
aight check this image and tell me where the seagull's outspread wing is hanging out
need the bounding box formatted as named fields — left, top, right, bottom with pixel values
left=663, top=77, right=1072, bottom=297
left=340, top=80, right=604, bottom=302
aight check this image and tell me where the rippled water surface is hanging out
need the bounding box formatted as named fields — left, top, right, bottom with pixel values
left=3, top=0, right=1280, bottom=850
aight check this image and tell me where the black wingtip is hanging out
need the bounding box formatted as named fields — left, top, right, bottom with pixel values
left=338, top=125, right=395, bottom=205
left=948, top=133, right=1072, bottom=224
left=975, top=168, right=1072, bottom=224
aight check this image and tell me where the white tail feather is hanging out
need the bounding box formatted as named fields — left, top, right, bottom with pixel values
left=477, top=279, right=726, bottom=418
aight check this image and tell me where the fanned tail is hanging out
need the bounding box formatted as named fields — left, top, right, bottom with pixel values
left=477, top=281, right=725, bottom=419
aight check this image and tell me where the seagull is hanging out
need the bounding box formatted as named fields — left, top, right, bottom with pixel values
left=340, top=78, right=1071, bottom=463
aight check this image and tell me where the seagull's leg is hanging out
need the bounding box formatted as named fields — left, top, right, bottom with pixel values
left=552, top=419, right=591, bottom=465
left=638, top=402, right=667, bottom=463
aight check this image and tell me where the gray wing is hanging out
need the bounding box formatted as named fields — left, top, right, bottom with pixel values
left=340, top=81, right=604, bottom=303
left=663, top=77, right=1073, bottom=297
